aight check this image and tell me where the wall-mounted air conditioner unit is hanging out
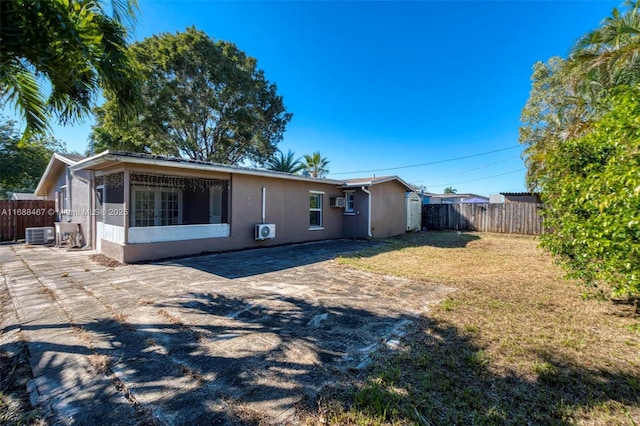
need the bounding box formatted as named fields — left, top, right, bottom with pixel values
left=255, top=224, right=276, bottom=240
left=330, top=197, right=346, bottom=208
left=25, top=227, right=55, bottom=245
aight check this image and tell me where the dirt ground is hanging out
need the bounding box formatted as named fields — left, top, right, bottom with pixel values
left=0, top=240, right=453, bottom=425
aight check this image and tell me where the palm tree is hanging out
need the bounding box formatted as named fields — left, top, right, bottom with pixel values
left=302, top=151, right=330, bottom=178
left=265, top=149, right=304, bottom=173
left=569, top=1, right=640, bottom=98
left=443, top=186, right=457, bottom=194
left=521, top=2, right=640, bottom=190
left=0, top=0, right=141, bottom=141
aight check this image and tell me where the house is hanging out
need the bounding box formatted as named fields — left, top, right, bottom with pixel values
left=34, top=153, right=89, bottom=245
left=500, top=192, right=541, bottom=204
left=34, top=151, right=416, bottom=263
left=422, top=193, right=489, bottom=204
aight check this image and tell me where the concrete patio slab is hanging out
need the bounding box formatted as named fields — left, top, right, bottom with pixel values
left=1, top=239, right=454, bottom=425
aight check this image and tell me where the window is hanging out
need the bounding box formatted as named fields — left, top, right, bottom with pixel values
left=209, top=187, right=223, bottom=224
left=344, top=191, right=355, bottom=213
left=132, top=187, right=182, bottom=227
left=160, top=191, right=180, bottom=225
left=95, top=185, right=105, bottom=222
left=59, top=185, right=68, bottom=214
left=309, top=192, right=323, bottom=228
left=133, top=189, right=156, bottom=227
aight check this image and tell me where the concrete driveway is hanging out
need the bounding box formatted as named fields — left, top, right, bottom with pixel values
left=0, top=240, right=453, bottom=425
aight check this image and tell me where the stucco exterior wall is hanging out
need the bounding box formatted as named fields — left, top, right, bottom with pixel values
left=118, top=173, right=345, bottom=262
left=45, top=165, right=91, bottom=247
left=370, top=180, right=407, bottom=238
left=100, top=238, right=125, bottom=262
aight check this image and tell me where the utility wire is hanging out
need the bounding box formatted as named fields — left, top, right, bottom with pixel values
left=411, top=155, right=519, bottom=183
left=329, top=145, right=521, bottom=175
left=426, top=169, right=525, bottom=188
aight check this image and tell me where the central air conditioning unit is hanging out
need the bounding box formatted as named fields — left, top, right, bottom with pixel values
left=330, top=197, right=346, bottom=208
left=255, top=223, right=276, bottom=240
left=25, top=227, right=55, bottom=245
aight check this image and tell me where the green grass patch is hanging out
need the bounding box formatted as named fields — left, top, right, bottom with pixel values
left=311, top=232, right=640, bottom=425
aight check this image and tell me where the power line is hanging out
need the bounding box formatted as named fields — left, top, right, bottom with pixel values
left=329, top=145, right=521, bottom=176
left=411, top=155, right=519, bottom=183
left=426, top=169, right=525, bottom=188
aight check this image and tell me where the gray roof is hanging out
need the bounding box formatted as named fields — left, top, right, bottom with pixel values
left=427, top=193, right=489, bottom=200
left=57, top=153, right=86, bottom=163
left=11, top=193, right=44, bottom=200
left=71, top=151, right=418, bottom=191
left=72, top=151, right=346, bottom=185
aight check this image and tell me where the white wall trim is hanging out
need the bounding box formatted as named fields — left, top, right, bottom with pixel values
left=99, top=223, right=126, bottom=244
left=128, top=223, right=230, bottom=244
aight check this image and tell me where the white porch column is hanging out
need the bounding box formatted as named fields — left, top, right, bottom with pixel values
left=123, top=170, right=130, bottom=244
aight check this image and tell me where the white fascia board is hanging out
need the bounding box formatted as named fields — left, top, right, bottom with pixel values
left=34, top=153, right=79, bottom=196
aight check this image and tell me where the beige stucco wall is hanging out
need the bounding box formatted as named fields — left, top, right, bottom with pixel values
left=119, top=173, right=345, bottom=262
left=100, top=238, right=125, bottom=262
left=342, top=189, right=371, bottom=239
left=370, top=180, right=407, bottom=238
left=45, top=164, right=92, bottom=247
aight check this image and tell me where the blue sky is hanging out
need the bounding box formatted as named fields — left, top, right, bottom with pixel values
left=6, top=0, right=622, bottom=195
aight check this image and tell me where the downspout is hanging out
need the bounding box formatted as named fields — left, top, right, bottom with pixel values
left=261, top=187, right=266, bottom=224
left=361, top=186, right=372, bottom=238
left=66, top=167, right=71, bottom=221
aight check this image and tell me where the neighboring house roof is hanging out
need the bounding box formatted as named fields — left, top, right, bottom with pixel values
left=11, top=193, right=45, bottom=200
left=500, top=192, right=538, bottom=197
left=427, top=193, right=489, bottom=200
left=34, top=153, right=86, bottom=196
left=461, top=197, right=490, bottom=203
left=500, top=191, right=542, bottom=204
left=342, top=176, right=415, bottom=192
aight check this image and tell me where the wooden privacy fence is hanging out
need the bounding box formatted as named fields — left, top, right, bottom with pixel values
left=0, top=200, right=56, bottom=241
left=422, top=203, right=544, bottom=235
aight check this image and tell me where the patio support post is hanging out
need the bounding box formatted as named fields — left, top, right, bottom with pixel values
left=123, top=170, right=130, bottom=244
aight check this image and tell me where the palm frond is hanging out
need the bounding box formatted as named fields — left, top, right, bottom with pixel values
left=0, top=62, right=50, bottom=142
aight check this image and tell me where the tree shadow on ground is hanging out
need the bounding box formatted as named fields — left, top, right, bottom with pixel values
left=316, top=316, right=640, bottom=425
left=4, top=291, right=416, bottom=425
left=156, top=232, right=479, bottom=280
left=160, top=239, right=383, bottom=279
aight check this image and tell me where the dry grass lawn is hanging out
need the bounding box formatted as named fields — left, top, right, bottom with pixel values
left=311, top=231, right=640, bottom=425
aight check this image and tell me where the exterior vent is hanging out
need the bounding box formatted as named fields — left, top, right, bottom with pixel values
left=25, top=227, right=55, bottom=245
left=330, top=197, right=346, bottom=208
left=255, top=224, right=276, bottom=240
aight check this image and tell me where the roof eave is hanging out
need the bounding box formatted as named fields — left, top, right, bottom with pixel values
left=71, top=151, right=346, bottom=185
left=342, top=175, right=415, bottom=192
left=34, top=153, right=79, bottom=196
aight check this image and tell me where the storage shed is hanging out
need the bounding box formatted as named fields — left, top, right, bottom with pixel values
left=406, top=192, right=422, bottom=231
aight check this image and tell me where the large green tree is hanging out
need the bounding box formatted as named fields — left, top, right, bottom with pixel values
left=520, top=2, right=640, bottom=303
left=520, top=2, right=640, bottom=190
left=538, top=86, right=640, bottom=300
left=91, top=27, right=292, bottom=164
left=0, top=117, right=65, bottom=199
left=0, top=0, right=141, bottom=141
